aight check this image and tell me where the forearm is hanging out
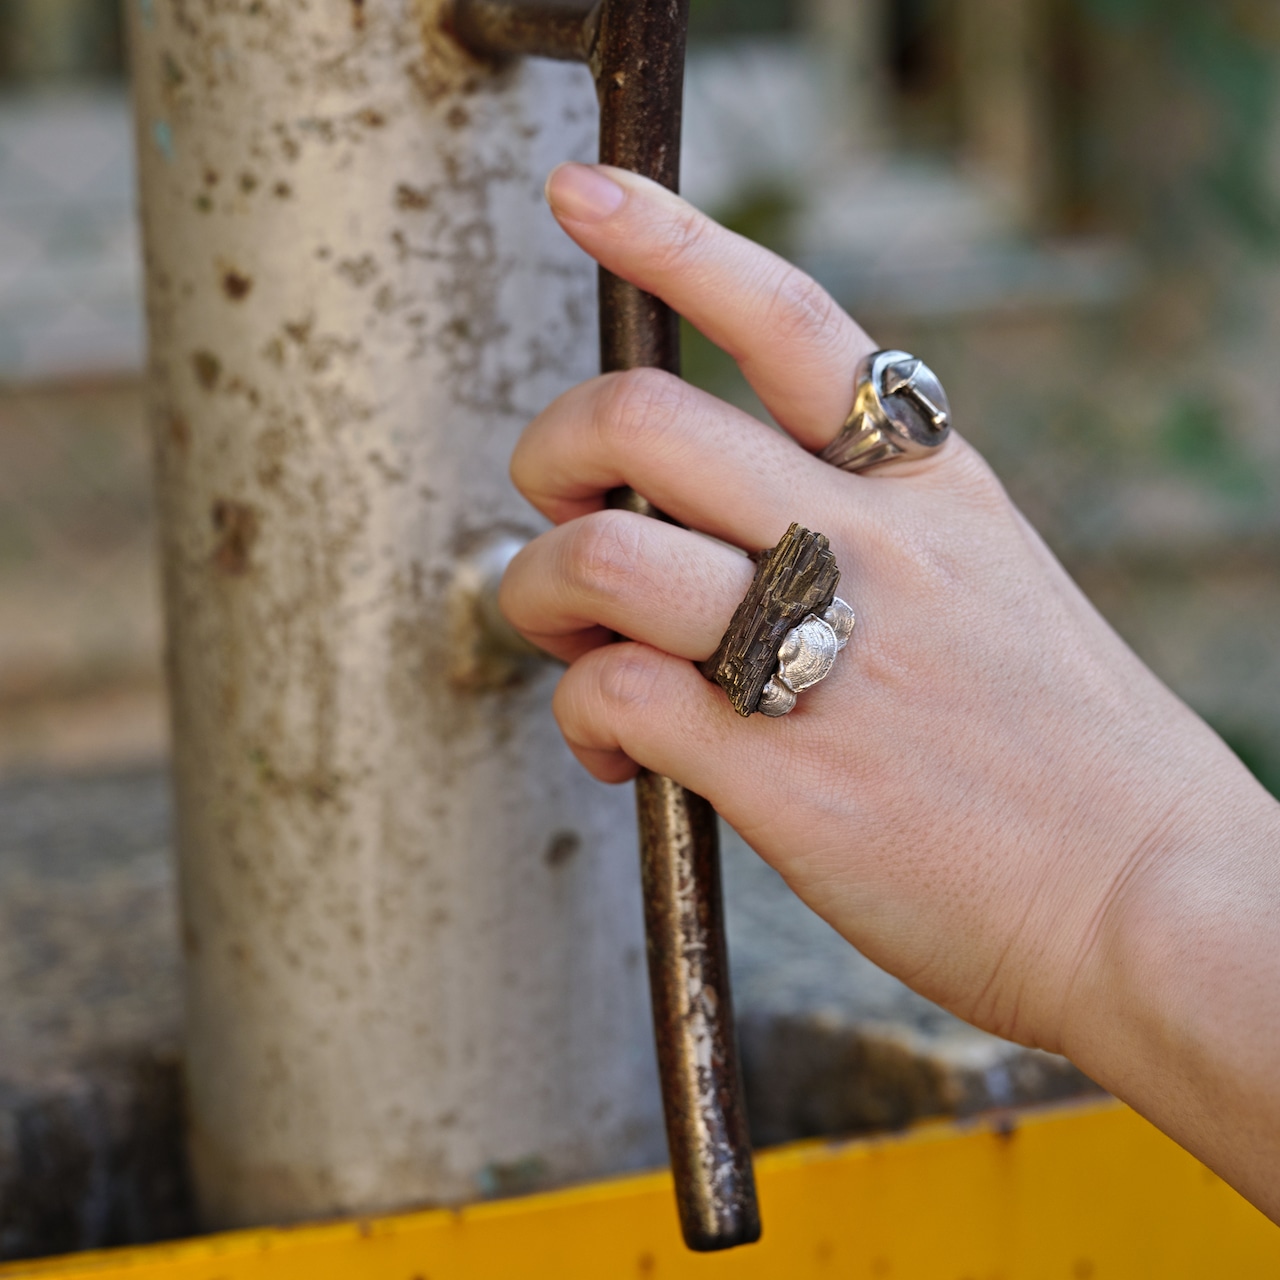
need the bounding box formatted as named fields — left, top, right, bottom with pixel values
left=1067, top=757, right=1280, bottom=1219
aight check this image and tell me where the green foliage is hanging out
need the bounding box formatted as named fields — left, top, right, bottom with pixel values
left=688, top=0, right=795, bottom=42
left=1160, top=396, right=1233, bottom=469
left=1077, top=0, right=1280, bottom=249
left=1158, top=395, right=1269, bottom=503
left=1215, top=724, right=1280, bottom=798
left=713, top=183, right=796, bottom=250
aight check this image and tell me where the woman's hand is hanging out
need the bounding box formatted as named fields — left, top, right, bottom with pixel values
left=500, top=162, right=1280, bottom=1216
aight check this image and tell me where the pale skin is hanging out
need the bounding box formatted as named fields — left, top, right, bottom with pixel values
left=499, top=161, right=1280, bottom=1220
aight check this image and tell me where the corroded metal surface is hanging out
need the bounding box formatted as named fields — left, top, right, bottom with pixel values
left=448, top=0, right=599, bottom=64
left=594, top=0, right=686, bottom=387
left=453, top=0, right=760, bottom=1250
left=593, top=0, right=759, bottom=1251
left=128, top=0, right=664, bottom=1230
left=635, top=772, right=758, bottom=1250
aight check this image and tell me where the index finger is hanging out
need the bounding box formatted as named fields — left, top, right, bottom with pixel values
left=544, top=162, right=875, bottom=450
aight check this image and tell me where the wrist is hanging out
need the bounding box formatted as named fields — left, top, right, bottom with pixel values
left=1063, top=753, right=1280, bottom=1215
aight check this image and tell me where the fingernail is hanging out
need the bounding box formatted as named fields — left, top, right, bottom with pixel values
left=545, top=162, right=625, bottom=223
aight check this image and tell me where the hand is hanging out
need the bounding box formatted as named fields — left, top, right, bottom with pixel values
left=500, top=162, right=1280, bottom=1215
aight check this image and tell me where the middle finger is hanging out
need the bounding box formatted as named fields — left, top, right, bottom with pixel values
left=511, top=367, right=860, bottom=548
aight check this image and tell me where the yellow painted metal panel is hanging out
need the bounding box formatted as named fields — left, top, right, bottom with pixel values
left=2, top=1101, right=1275, bottom=1279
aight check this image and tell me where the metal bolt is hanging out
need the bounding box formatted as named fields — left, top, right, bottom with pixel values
left=883, top=358, right=949, bottom=431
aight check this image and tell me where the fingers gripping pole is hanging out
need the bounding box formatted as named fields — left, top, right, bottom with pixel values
left=449, top=0, right=761, bottom=1251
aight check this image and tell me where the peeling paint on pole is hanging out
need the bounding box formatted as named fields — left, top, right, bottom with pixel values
left=127, top=0, right=663, bottom=1228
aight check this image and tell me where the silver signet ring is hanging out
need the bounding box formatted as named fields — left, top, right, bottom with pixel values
left=821, top=349, right=952, bottom=473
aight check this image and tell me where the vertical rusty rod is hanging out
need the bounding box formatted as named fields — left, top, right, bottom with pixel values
left=594, top=0, right=761, bottom=1253
left=448, top=0, right=761, bottom=1251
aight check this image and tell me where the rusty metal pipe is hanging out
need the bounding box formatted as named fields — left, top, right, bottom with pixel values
left=449, top=0, right=598, bottom=63
left=451, top=0, right=761, bottom=1251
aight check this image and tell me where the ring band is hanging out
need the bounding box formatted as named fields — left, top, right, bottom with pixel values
left=821, top=349, right=952, bottom=473
left=700, top=523, right=853, bottom=718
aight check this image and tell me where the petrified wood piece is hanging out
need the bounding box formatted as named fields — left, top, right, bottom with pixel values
left=700, top=523, right=840, bottom=717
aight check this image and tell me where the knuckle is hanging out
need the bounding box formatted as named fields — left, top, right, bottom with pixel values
left=875, top=504, right=971, bottom=597
left=912, top=439, right=1015, bottom=528
left=761, top=267, right=848, bottom=358
left=650, top=202, right=714, bottom=276
left=561, top=510, right=645, bottom=603
left=597, top=367, right=688, bottom=454
left=950, top=443, right=1009, bottom=512
left=594, top=645, right=663, bottom=717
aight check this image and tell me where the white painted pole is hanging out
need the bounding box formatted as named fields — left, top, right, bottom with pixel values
left=127, top=0, right=663, bottom=1228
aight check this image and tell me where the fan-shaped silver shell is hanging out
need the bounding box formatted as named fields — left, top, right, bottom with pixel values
left=758, top=678, right=797, bottom=717
left=822, top=597, right=855, bottom=650
left=776, top=615, right=839, bottom=693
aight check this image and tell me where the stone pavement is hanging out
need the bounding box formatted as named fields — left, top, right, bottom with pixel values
left=0, top=767, right=185, bottom=1261
left=0, top=764, right=1097, bottom=1262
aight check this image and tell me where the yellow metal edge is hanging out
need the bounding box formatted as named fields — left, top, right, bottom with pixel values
left=4, top=1097, right=1277, bottom=1280
left=0, top=1098, right=1111, bottom=1277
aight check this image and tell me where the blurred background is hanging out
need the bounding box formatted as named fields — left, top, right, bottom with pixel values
left=0, top=0, right=1277, bottom=787
left=680, top=0, right=1280, bottom=800
left=0, top=0, right=1278, bottom=1258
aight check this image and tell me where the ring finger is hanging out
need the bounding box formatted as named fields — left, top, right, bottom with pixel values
left=499, top=508, right=753, bottom=664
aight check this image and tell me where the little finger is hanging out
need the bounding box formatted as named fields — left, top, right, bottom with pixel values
left=553, top=641, right=757, bottom=793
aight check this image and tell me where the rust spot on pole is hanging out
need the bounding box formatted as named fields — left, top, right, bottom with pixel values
left=544, top=830, right=581, bottom=867
left=192, top=350, right=222, bottom=390
left=167, top=412, right=191, bottom=453
left=396, top=182, right=432, bottom=210
left=211, top=500, right=260, bottom=576
left=222, top=269, right=254, bottom=300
